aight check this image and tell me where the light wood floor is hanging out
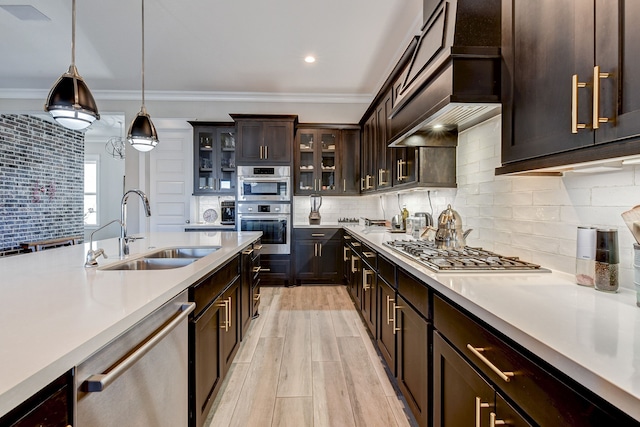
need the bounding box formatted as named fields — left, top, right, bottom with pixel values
left=205, top=285, right=414, bottom=427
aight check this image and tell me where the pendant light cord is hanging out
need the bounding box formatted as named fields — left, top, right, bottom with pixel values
left=141, top=0, right=146, bottom=109
left=71, top=0, right=76, bottom=67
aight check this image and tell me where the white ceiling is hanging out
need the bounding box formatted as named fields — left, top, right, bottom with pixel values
left=0, top=0, right=422, bottom=113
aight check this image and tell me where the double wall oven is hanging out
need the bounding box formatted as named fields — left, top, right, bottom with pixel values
left=237, top=166, right=291, bottom=255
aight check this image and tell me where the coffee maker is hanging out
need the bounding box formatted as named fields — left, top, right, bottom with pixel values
left=220, top=200, right=236, bottom=225
left=309, top=194, right=322, bottom=225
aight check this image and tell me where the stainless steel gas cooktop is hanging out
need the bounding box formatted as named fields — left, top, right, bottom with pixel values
left=383, top=240, right=548, bottom=273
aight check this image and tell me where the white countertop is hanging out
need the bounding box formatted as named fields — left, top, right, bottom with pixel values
left=345, top=225, right=640, bottom=422
left=0, top=231, right=261, bottom=418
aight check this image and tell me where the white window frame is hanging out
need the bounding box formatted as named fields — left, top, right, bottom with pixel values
left=84, top=154, right=100, bottom=227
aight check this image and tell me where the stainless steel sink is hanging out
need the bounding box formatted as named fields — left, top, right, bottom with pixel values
left=101, top=258, right=197, bottom=271
left=144, top=247, right=220, bottom=259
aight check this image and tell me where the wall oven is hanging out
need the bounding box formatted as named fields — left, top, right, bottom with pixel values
left=237, top=203, right=290, bottom=254
left=237, top=166, right=290, bottom=201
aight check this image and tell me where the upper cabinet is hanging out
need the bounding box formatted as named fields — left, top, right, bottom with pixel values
left=498, top=1, right=640, bottom=174
left=294, top=125, right=360, bottom=196
left=231, top=115, right=298, bottom=165
left=189, top=122, right=236, bottom=195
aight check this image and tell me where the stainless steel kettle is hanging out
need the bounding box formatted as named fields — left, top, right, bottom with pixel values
left=435, top=204, right=472, bottom=249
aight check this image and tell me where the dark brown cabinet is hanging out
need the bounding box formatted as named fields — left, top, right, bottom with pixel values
left=499, top=1, right=640, bottom=173
left=0, top=372, right=72, bottom=427
left=189, top=255, right=241, bottom=427
left=339, top=129, right=361, bottom=194
left=361, top=114, right=376, bottom=192
left=376, top=277, right=396, bottom=373
left=433, top=332, right=531, bottom=427
left=395, top=269, right=430, bottom=427
left=293, top=228, right=342, bottom=285
left=189, top=122, right=237, bottom=195
left=294, top=126, right=361, bottom=195
left=232, top=115, right=297, bottom=165
left=376, top=93, right=393, bottom=190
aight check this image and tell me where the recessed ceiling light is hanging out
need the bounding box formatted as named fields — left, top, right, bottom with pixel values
left=0, top=5, right=50, bottom=21
left=433, top=124, right=444, bottom=130
left=304, top=56, right=316, bottom=64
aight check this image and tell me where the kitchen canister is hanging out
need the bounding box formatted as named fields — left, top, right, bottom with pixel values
left=594, top=229, right=619, bottom=292
left=575, top=226, right=596, bottom=286
left=634, top=243, right=640, bottom=307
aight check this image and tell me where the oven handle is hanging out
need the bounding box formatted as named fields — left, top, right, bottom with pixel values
left=238, top=177, right=291, bottom=182
left=238, top=215, right=290, bottom=221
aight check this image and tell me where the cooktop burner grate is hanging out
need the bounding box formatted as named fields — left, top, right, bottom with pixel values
left=383, top=240, right=547, bottom=272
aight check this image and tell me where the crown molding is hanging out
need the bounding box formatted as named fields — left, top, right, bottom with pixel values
left=0, top=88, right=372, bottom=104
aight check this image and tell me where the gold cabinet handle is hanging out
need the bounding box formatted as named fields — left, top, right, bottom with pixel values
left=343, top=178, right=346, bottom=192
left=318, top=242, right=322, bottom=257
left=490, top=413, right=506, bottom=427
left=264, top=145, right=268, bottom=159
left=219, top=299, right=229, bottom=331
left=571, top=74, right=588, bottom=133
left=392, top=303, right=402, bottom=334
left=351, top=254, right=359, bottom=273
left=242, top=248, right=254, bottom=255
left=352, top=242, right=361, bottom=247
left=259, top=145, right=263, bottom=159
left=593, top=65, right=612, bottom=129
left=398, top=159, right=407, bottom=181
left=361, top=177, right=365, bottom=191
left=344, top=235, right=352, bottom=240
left=311, top=233, right=325, bottom=237
left=367, top=174, right=374, bottom=189
left=362, top=269, right=373, bottom=290
left=343, top=246, right=350, bottom=261
left=227, top=296, right=232, bottom=329
left=261, top=268, right=271, bottom=272
left=475, top=396, right=491, bottom=427
left=254, top=293, right=261, bottom=302
left=253, top=244, right=263, bottom=250
left=386, top=295, right=394, bottom=324
left=467, top=345, right=514, bottom=382
left=253, top=266, right=261, bottom=273
left=363, top=251, right=375, bottom=258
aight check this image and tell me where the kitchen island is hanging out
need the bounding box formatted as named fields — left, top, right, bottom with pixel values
left=0, top=231, right=261, bottom=419
left=344, top=225, right=640, bottom=424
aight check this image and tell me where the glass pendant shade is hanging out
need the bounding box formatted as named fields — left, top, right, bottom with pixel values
left=45, top=65, right=99, bottom=130
left=127, top=107, right=158, bottom=152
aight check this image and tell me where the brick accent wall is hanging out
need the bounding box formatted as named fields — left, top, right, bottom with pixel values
left=0, top=114, right=84, bottom=252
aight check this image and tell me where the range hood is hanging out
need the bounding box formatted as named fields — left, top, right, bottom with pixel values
left=388, top=0, right=501, bottom=147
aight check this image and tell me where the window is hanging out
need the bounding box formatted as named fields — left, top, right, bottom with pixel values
left=84, top=156, right=99, bottom=225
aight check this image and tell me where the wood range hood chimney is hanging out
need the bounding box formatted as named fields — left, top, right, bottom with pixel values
left=388, top=0, right=502, bottom=147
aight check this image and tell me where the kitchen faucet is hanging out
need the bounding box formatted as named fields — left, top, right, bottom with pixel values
left=120, top=189, right=151, bottom=258
left=84, top=219, right=123, bottom=267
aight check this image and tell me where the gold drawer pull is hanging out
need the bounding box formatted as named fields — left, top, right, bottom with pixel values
left=253, top=266, right=261, bottom=273
left=467, top=344, right=514, bottom=383
left=362, top=251, right=376, bottom=258
left=571, top=74, right=587, bottom=133
left=311, top=233, right=325, bottom=237
left=593, top=65, right=611, bottom=130
left=490, top=412, right=506, bottom=427
left=254, top=293, right=261, bottom=302
left=242, top=248, right=254, bottom=255
left=253, top=244, right=263, bottom=250
left=475, top=397, right=490, bottom=427
left=386, top=295, right=394, bottom=324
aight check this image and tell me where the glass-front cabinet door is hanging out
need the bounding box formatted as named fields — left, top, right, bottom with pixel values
left=295, top=128, right=339, bottom=195
left=190, top=123, right=236, bottom=195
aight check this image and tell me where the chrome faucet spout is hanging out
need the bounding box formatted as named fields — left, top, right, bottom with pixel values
left=120, top=189, right=151, bottom=258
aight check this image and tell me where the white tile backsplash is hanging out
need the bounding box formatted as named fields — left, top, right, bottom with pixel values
left=296, top=114, right=639, bottom=290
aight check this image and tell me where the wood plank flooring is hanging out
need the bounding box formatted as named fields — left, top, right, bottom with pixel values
left=206, top=285, right=413, bottom=427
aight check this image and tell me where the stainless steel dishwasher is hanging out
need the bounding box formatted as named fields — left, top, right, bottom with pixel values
left=76, top=290, right=194, bottom=426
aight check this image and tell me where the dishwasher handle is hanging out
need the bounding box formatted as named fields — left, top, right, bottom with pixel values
left=83, top=302, right=195, bottom=392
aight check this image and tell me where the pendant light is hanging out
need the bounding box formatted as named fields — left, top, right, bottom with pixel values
left=44, top=0, right=100, bottom=130
left=127, top=0, right=158, bottom=152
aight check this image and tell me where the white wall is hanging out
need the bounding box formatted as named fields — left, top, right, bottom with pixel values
left=84, top=138, right=126, bottom=240
left=383, top=115, right=640, bottom=290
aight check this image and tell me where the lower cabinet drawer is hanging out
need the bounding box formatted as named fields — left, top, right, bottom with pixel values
left=433, top=295, right=636, bottom=426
